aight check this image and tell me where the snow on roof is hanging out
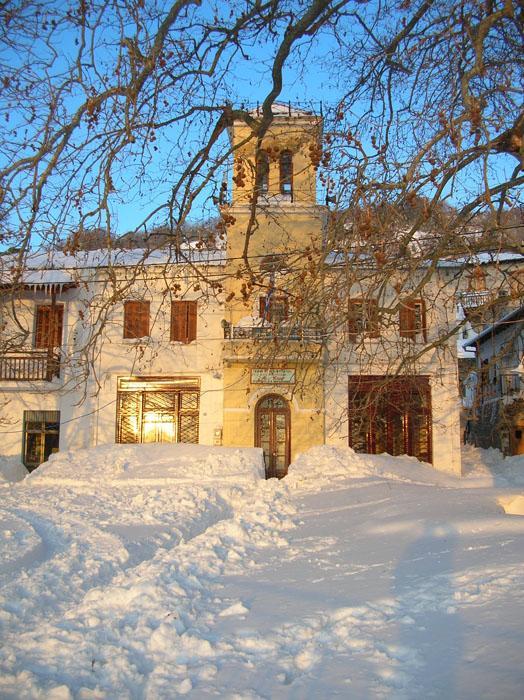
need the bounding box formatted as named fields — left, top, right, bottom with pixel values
left=464, top=304, right=524, bottom=349
left=0, top=247, right=225, bottom=275
left=438, top=251, right=524, bottom=267
left=327, top=249, right=524, bottom=269
left=249, top=102, right=316, bottom=118
left=0, top=266, right=77, bottom=293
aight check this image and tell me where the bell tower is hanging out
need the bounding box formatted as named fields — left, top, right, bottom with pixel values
left=224, top=103, right=324, bottom=323
left=220, top=104, right=325, bottom=474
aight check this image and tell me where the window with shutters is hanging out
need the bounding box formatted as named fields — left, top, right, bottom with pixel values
left=34, top=305, right=64, bottom=348
left=171, top=300, right=197, bottom=343
left=123, top=301, right=150, bottom=339
left=468, top=266, right=487, bottom=292
left=279, top=150, right=293, bottom=197
left=348, top=299, right=380, bottom=340
left=399, top=299, right=427, bottom=342
left=259, top=295, right=289, bottom=324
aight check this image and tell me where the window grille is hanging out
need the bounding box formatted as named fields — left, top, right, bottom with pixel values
left=348, top=376, right=432, bottom=463
left=116, top=380, right=199, bottom=445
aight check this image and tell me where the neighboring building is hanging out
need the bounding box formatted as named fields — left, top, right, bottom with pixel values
left=0, top=105, right=468, bottom=476
left=465, top=304, right=524, bottom=455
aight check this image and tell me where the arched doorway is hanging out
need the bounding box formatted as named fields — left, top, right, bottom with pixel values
left=255, top=394, right=291, bottom=479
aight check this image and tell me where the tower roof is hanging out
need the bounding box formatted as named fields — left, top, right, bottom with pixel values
left=249, top=102, right=317, bottom=118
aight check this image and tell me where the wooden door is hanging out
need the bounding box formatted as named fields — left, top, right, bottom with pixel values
left=255, top=395, right=290, bottom=479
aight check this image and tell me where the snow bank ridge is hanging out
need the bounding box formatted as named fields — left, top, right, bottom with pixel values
left=28, top=443, right=265, bottom=486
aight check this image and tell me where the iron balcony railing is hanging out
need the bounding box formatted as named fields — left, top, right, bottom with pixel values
left=457, top=290, right=494, bottom=309
left=224, top=324, right=323, bottom=342
left=0, top=351, right=60, bottom=381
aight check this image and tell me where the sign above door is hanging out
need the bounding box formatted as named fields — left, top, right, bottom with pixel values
left=251, top=368, right=296, bottom=384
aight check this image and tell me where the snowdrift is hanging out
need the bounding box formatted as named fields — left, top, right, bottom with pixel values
left=287, top=445, right=524, bottom=491
left=461, top=444, right=524, bottom=487
left=0, top=456, right=28, bottom=484
left=285, top=445, right=461, bottom=490
left=28, top=443, right=265, bottom=486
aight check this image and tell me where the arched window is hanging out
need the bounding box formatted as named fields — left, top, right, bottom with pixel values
left=279, top=150, right=293, bottom=197
left=255, top=151, right=269, bottom=194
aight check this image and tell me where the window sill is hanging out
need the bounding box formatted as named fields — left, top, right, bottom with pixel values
left=122, top=337, right=151, bottom=344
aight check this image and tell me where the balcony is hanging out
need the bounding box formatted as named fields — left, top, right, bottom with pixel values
left=0, top=352, right=60, bottom=382
left=458, top=290, right=494, bottom=309
left=223, top=324, right=323, bottom=342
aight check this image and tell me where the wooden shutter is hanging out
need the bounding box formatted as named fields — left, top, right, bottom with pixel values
left=348, top=300, right=361, bottom=342
left=187, top=301, right=197, bottom=343
left=35, top=305, right=64, bottom=348
left=399, top=301, right=416, bottom=339
left=260, top=296, right=269, bottom=321
left=171, top=301, right=197, bottom=343
left=348, top=299, right=379, bottom=340
left=418, top=300, right=427, bottom=342
left=399, top=299, right=426, bottom=341
left=123, top=301, right=149, bottom=339
left=367, top=299, right=380, bottom=338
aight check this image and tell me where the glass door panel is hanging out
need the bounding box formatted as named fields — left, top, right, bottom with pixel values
left=256, top=396, right=290, bottom=479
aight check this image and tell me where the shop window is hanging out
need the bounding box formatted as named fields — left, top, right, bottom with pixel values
left=399, top=299, right=427, bottom=341
left=348, top=299, right=380, bottom=340
left=22, top=410, right=60, bottom=471
left=171, top=301, right=197, bottom=343
left=123, top=301, right=150, bottom=339
left=255, top=151, right=270, bottom=193
left=34, top=305, right=63, bottom=348
left=259, top=295, right=289, bottom=323
left=279, top=150, right=293, bottom=197
left=348, top=376, right=432, bottom=463
left=116, top=377, right=199, bottom=444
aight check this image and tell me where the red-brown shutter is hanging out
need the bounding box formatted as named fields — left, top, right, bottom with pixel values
left=419, top=300, right=427, bottom=342
left=348, top=300, right=360, bottom=342
left=35, top=306, right=64, bottom=348
left=171, top=301, right=184, bottom=341
left=399, top=301, right=416, bottom=339
left=187, top=301, right=197, bottom=343
left=260, top=296, right=268, bottom=321
left=171, top=301, right=197, bottom=343
left=367, top=299, right=380, bottom=338
left=400, top=299, right=426, bottom=340
left=124, top=301, right=149, bottom=339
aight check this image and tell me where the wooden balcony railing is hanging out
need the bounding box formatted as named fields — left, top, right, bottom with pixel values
left=0, top=352, right=60, bottom=381
left=224, top=324, right=323, bottom=342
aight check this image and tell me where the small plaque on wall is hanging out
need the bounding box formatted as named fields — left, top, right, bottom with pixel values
left=251, top=368, right=296, bottom=384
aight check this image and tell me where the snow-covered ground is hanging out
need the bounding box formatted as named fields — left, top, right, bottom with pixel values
left=0, top=444, right=523, bottom=699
